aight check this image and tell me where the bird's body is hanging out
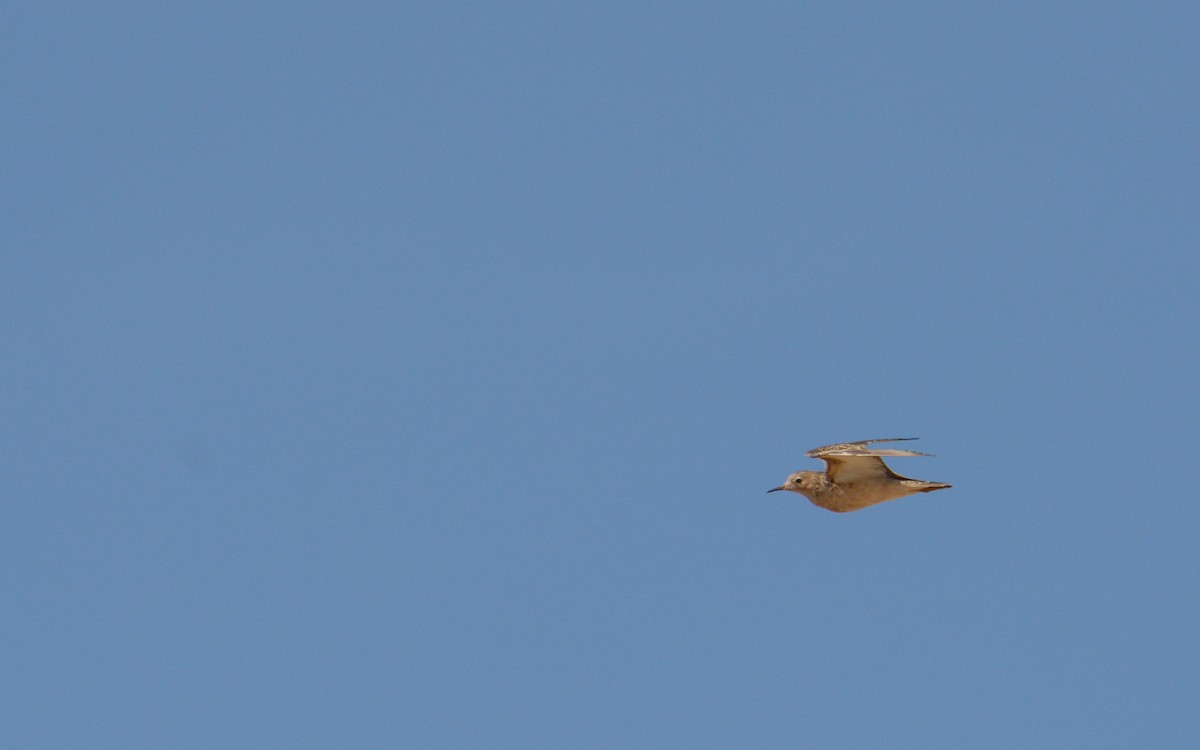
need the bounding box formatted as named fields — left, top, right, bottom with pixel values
left=769, top=438, right=951, bottom=513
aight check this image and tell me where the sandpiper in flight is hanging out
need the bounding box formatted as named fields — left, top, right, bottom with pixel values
left=768, top=438, right=951, bottom=512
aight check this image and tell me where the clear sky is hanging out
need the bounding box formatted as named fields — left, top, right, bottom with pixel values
left=4, top=2, right=1198, bottom=747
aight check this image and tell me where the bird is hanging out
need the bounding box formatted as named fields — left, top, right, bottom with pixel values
left=768, top=438, right=951, bottom=513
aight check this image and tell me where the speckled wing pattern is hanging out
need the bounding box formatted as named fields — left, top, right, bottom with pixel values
left=806, top=438, right=932, bottom=485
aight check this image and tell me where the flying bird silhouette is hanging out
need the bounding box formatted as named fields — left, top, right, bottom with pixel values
left=768, top=438, right=951, bottom=512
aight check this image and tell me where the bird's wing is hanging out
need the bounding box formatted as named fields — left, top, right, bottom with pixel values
left=806, top=439, right=931, bottom=484
left=805, top=438, right=926, bottom=456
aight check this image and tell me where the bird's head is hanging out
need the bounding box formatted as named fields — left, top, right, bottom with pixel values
left=768, top=471, right=821, bottom=495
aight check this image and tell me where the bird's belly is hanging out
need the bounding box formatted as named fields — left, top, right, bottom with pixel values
left=808, top=482, right=919, bottom=513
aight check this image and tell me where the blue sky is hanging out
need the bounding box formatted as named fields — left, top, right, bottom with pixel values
left=4, top=2, right=1198, bottom=747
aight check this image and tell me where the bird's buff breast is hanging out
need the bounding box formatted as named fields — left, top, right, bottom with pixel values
left=800, top=482, right=917, bottom=513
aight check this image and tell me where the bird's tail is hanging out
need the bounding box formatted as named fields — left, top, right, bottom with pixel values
left=914, top=482, right=952, bottom=493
